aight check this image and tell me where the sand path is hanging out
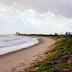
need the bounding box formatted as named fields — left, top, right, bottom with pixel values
left=0, top=36, right=55, bottom=72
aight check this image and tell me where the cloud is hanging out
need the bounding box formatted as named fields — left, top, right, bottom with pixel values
left=26, top=9, right=37, bottom=18
left=0, top=7, right=6, bottom=13
left=0, top=2, right=24, bottom=15
left=21, top=9, right=37, bottom=18
left=0, top=5, right=16, bottom=15
left=0, top=0, right=72, bottom=34
left=0, top=0, right=72, bottom=18
left=16, top=9, right=72, bottom=34
left=57, top=24, right=65, bottom=33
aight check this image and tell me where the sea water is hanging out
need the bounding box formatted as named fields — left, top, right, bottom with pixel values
left=0, top=35, right=39, bottom=55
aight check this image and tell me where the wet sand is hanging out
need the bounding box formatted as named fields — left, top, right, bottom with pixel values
left=0, top=36, right=55, bottom=72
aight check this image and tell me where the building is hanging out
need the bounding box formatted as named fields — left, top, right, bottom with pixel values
left=66, top=32, right=72, bottom=36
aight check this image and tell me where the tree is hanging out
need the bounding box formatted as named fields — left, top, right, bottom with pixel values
left=16, top=32, right=20, bottom=35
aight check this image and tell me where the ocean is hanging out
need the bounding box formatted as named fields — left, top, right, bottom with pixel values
left=0, top=35, right=39, bottom=55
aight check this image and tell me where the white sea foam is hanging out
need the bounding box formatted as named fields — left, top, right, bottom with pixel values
left=0, top=35, right=39, bottom=55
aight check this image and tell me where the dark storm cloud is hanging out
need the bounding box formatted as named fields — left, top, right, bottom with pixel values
left=0, top=0, right=72, bottom=18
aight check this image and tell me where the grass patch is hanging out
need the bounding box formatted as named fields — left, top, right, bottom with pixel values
left=21, top=36, right=72, bottom=72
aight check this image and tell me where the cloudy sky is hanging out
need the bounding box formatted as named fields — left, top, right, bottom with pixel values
left=0, top=0, right=72, bottom=34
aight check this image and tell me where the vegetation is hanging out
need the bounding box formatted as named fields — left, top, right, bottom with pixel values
left=20, top=36, right=72, bottom=72
left=18, top=33, right=59, bottom=37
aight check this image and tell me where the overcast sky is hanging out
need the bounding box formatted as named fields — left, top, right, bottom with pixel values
left=0, top=0, right=72, bottom=34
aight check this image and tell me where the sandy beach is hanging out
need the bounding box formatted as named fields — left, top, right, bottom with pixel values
left=0, top=36, right=55, bottom=72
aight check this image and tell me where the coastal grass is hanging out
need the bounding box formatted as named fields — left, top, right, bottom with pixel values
left=20, top=36, right=72, bottom=72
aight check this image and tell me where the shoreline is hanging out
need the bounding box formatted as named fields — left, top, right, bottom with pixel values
left=0, top=36, right=55, bottom=72
left=0, top=38, right=41, bottom=57
left=0, top=35, right=39, bottom=55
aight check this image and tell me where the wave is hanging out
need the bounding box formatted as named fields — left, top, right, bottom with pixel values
left=0, top=35, right=39, bottom=55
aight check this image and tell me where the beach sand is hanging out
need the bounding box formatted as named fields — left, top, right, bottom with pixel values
left=0, top=36, right=55, bottom=72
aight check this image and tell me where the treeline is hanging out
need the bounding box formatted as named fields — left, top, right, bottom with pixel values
left=18, top=34, right=60, bottom=36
